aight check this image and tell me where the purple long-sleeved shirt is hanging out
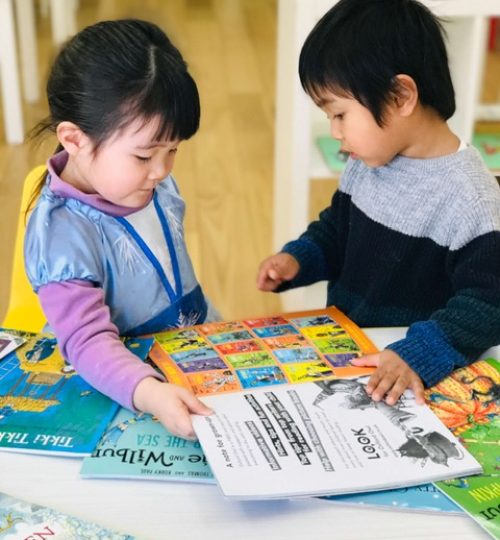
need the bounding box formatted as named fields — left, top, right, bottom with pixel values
left=38, top=152, right=163, bottom=410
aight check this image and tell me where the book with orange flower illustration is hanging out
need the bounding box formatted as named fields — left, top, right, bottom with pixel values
left=430, top=358, right=499, bottom=540
left=149, top=307, right=378, bottom=396
left=320, top=358, right=499, bottom=518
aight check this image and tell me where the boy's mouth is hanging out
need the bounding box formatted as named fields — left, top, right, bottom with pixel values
left=340, top=147, right=358, bottom=160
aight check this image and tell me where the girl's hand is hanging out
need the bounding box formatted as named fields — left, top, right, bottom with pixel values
left=351, top=350, right=425, bottom=406
left=256, top=253, right=300, bottom=291
left=133, top=377, right=212, bottom=440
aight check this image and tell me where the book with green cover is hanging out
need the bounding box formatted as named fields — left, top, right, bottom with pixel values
left=80, top=407, right=215, bottom=483
left=430, top=358, right=500, bottom=540
left=0, top=491, right=133, bottom=539
left=472, top=133, right=500, bottom=172
left=0, top=332, right=153, bottom=456
left=316, top=133, right=500, bottom=174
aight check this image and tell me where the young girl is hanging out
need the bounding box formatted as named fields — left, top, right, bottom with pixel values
left=24, top=19, right=217, bottom=439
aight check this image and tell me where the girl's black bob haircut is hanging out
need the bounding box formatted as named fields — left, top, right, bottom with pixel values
left=36, top=19, right=200, bottom=149
left=299, top=0, right=455, bottom=126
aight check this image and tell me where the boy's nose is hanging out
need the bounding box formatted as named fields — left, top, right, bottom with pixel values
left=330, top=124, right=342, bottom=141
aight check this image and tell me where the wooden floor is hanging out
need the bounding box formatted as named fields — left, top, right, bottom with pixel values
left=0, top=0, right=281, bottom=323
left=0, top=1, right=499, bottom=324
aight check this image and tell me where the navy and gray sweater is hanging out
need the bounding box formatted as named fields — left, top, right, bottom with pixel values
left=281, top=146, right=500, bottom=387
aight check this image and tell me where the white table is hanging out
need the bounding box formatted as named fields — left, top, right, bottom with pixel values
left=0, top=328, right=497, bottom=540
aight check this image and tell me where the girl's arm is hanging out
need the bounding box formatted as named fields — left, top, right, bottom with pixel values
left=38, top=279, right=163, bottom=410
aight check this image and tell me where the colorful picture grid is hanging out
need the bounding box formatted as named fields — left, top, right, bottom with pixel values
left=150, top=310, right=377, bottom=397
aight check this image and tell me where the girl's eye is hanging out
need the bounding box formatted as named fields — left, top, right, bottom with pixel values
left=135, top=155, right=152, bottom=162
left=169, top=148, right=178, bottom=155
left=333, top=113, right=344, bottom=120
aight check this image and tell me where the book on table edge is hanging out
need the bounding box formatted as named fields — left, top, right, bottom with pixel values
left=430, top=358, right=500, bottom=540
left=0, top=331, right=153, bottom=457
left=0, top=491, right=134, bottom=539
left=80, top=406, right=215, bottom=484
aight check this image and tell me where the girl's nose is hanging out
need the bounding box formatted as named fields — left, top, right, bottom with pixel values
left=149, top=163, right=170, bottom=183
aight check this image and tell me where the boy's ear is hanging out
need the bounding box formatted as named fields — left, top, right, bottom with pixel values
left=56, top=122, right=92, bottom=155
left=392, top=74, right=418, bottom=117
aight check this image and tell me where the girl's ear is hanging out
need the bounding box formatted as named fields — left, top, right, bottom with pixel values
left=392, top=74, right=418, bottom=117
left=56, top=122, right=92, bottom=155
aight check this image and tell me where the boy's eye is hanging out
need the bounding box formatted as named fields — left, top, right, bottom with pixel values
left=169, top=148, right=178, bottom=155
left=333, top=113, right=344, bottom=120
left=135, top=155, right=152, bottom=162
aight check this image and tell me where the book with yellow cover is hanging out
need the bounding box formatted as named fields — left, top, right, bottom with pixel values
left=149, top=307, right=378, bottom=396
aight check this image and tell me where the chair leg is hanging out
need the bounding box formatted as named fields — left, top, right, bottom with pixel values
left=0, top=0, right=24, bottom=144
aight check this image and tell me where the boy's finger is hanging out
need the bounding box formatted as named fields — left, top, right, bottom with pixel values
left=351, top=354, right=378, bottom=367
left=411, top=378, right=426, bottom=404
left=365, top=369, right=382, bottom=394
left=268, top=268, right=280, bottom=280
left=385, top=376, right=408, bottom=405
left=370, top=375, right=396, bottom=402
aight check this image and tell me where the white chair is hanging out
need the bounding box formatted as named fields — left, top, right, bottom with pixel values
left=0, top=0, right=77, bottom=144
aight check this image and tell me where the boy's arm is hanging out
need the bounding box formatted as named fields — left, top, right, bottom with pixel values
left=38, top=280, right=164, bottom=410
left=278, top=191, right=346, bottom=290
left=386, top=231, right=500, bottom=387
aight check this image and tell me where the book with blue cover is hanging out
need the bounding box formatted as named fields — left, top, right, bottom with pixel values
left=80, top=406, right=215, bottom=483
left=321, top=483, right=461, bottom=514
left=0, top=491, right=133, bottom=539
left=0, top=332, right=153, bottom=456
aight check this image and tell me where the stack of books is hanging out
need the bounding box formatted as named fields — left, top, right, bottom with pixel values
left=0, top=309, right=498, bottom=539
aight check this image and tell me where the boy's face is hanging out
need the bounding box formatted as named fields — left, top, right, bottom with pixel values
left=317, top=90, right=403, bottom=168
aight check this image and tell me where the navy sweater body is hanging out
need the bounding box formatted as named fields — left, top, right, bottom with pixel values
left=281, top=146, right=500, bottom=386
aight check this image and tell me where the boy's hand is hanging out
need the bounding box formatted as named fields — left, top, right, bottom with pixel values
left=351, top=350, right=425, bottom=406
left=256, top=253, right=300, bottom=291
left=133, top=377, right=213, bottom=440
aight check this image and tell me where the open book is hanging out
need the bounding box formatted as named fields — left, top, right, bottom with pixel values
left=191, top=375, right=482, bottom=500
left=0, top=331, right=152, bottom=456
left=149, top=307, right=378, bottom=395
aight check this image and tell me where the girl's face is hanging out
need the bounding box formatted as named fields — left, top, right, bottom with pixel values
left=66, top=117, right=180, bottom=207
left=317, top=90, right=404, bottom=168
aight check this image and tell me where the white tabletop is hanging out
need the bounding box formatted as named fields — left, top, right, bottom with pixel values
left=0, top=328, right=498, bottom=540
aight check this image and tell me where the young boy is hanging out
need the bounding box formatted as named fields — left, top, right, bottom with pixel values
left=257, top=0, right=500, bottom=406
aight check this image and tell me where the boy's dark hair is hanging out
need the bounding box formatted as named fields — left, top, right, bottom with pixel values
left=299, top=0, right=455, bottom=125
left=34, top=19, right=200, bottom=147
